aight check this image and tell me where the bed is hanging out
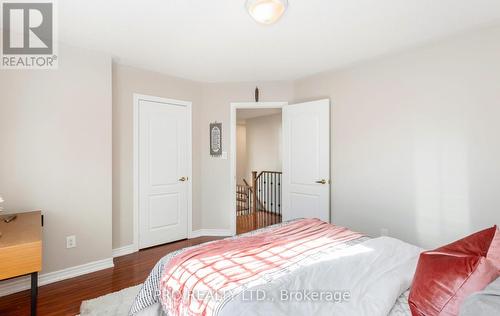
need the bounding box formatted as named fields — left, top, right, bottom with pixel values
left=129, top=219, right=420, bottom=316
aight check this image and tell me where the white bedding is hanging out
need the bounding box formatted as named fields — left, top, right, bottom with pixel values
left=132, top=229, right=420, bottom=316
left=214, top=237, right=421, bottom=316
left=137, top=294, right=413, bottom=316
left=137, top=292, right=413, bottom=316
left=388, top=290, right=411, bottom=316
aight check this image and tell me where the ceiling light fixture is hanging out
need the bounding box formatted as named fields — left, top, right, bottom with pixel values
left=246, top=0, right=288, bottom=25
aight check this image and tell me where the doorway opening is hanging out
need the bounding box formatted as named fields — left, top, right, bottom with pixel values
left=235, top=107, right=283, bottom=234
left=230, top=99, right=331, bottom=236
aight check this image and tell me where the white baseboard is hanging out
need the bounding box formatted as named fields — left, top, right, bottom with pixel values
left=0, top=232, right=230, bottom=297
left=112, top=244, right=138, bottom=258
left=0, top=257, right=114, bottom=297
left=113, top=232, right=230, bottom=257
left=190, top=229, right=232, bottom=238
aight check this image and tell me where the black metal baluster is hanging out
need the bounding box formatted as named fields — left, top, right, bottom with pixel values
left=265, top=173, right=268, bottom=227
left=268, top=174, right=271, bottom=225
left=278, top=174, right=281, bottom=222
left=257, top=177, right=259, bottom=229
left=272, top=174, right=274, bottom=225
left=264, top=173, right=267, bottom=227
left=258, top=176, right=261, bottom=229
left=267, top=173, right=269, bottom=227
left=262, top=174, right=265, bottom=228
left=267, top=173, right=273, bottom=226
left=263, top=173, right=266, bottom=228
left=269, top=173, right=272, bottom=225
left=266, top=173, right=269, bottom=227
left=271, top=173, right=274, bottom=225
left=273, top=173, right=276, bottom=224
left=259, top=177, right=267, bottom=227
left=261, top=173, right=267, bottom=227
left=274, top=175, right=276, bottom=222
left=276, top=173, right=279, bottom=224
left=271, top=173, right=273, bottom=225
left=250, top=186, right=252, bottom=216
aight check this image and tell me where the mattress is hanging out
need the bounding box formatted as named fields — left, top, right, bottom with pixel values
left=131, top=219, right=419, bottom=316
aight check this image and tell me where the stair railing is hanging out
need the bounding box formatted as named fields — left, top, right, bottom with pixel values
left=236, top=184, right=252, bottom=216
left=252, top=170, right=282, bottom=228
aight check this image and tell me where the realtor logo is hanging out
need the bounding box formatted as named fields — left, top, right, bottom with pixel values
left=1, top=0, right=58, bottom=69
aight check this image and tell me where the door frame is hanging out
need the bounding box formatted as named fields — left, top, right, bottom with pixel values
left=229, top=101, right=288, bottom=236
left=133, top=93, right=193, bottom=251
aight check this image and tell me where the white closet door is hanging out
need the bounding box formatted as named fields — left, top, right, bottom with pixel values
left=138, top=99, right=188, bottom=248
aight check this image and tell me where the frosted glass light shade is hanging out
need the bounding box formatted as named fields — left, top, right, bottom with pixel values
left=246, top=0, right=288, bottom=25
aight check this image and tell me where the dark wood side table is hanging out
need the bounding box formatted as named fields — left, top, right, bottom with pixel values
left=0, top=211, right=43, bottom=316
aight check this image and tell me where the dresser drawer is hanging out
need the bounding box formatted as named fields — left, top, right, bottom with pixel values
left=0, top=241, right=42, bottom=279
left=0, top=211, right=42, bottom=280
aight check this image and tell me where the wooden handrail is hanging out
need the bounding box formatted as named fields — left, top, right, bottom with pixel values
left=243, top=179, right=251, bottom=188
left=256, top=171, right=282, bottom=181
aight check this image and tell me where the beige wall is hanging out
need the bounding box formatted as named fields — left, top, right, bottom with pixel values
left=111, top=25, right=500, bottom=249
left=200, top=82, right=294, bottom=230
left=0, top=44, right=112, bottom=273
left=112, top=63, right=202, bottom=248
left=245, top=113, right=282, bottom=180
left=294, top=26, right=500, bottom=249
left=236, top=124, right=247, bottom=185
left=113, top=79, right=293, bottom=240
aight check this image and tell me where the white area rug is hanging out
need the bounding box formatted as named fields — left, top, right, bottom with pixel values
left=80, top=285, right=142, bottom=315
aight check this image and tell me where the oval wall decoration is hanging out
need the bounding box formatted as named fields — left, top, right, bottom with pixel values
left=210, top=122, right=222, bottom=156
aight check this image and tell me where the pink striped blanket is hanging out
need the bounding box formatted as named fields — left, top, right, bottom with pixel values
left=159, top=218, right=364, bottom=316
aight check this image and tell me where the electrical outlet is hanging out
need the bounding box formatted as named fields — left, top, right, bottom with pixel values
left=66, top=235, right=76, bottom=248
left=380, top=228, right=389, bottom=237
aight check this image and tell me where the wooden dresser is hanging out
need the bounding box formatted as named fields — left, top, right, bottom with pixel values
left=0, top=211, right=42, bottom=316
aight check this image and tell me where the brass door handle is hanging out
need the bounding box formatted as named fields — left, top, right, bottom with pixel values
left=179, top=177, right=188, bottom=182
left=315, top=179, right=327, bottom=184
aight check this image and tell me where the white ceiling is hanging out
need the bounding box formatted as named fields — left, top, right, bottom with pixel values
left=58, top=0, right=500, bottom=82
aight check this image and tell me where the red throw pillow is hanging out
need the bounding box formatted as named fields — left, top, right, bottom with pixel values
left=409, top=226, right=500, bottom=316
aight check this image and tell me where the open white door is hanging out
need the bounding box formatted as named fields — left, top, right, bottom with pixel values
left=282, top=99, right=330, bottom=222
left=138, top=98, right=190, bottom=249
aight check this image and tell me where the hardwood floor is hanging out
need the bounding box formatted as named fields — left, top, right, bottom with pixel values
left=0, top=215, right=279, bottom=316
left=0, top=237, right=220, bottom=316
left=236, top=211, right=282, bottom=234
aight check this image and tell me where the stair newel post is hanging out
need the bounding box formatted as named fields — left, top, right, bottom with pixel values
left=252, top=171, right=258, bottom=227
